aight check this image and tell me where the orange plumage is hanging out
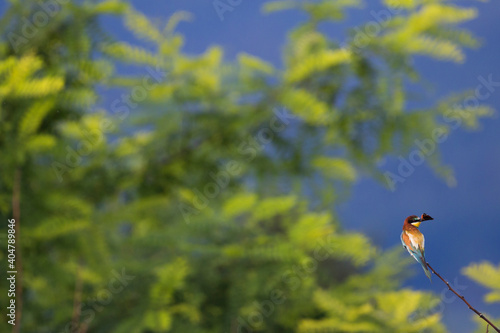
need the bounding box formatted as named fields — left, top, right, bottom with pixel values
left=401, top=214, right=433, bottom=281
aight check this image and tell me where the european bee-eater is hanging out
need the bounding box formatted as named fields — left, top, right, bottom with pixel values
left=401, top=213, right=434, bottom=281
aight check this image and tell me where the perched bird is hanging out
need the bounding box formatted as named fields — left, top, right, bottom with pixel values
left=401, top=213, right=434, bottom=281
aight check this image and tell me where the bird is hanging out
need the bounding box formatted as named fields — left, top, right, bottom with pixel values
left=400, top=213, right=434, bottom=281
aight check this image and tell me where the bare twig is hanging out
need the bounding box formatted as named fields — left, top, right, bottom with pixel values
left=426, top=262, right=500, bottom=333
left=71, top=261, right=83, bottom=332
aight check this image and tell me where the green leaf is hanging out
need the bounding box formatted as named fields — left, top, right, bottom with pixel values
left=223, top=192, right=258, bottom=218
left=125, top=8, right=163, bottom=43
left=102, top=42, right=159, bottom=65
left=90, top=0, right=128, bottom=14
left=239, top=53, right=275, bottom=75
left=312, top=157, right=357, bottom=182
left=25, top=134, right=56, bottom=153
left=252, top=195, right=296, bottom=221
left=279, top=88, right=331, bottom=124
left=19, top=99, right=55, bottom=137
left=262, top=1, right=300, bottom=14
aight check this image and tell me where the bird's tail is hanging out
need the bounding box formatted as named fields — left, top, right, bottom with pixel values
left=420, top=260, right=432, bottom=282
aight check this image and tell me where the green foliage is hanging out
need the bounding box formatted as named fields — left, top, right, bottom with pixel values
left=463, top=262, right=500, bottom=304
left=380, top=2, right=478, bottom=62
left=299, top=289, right=445, bottom=332
left=463, top=261, right=500, bottom=332
left=0, top=0, right=494, bottom=332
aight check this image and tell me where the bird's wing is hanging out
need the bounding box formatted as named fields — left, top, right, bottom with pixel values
left=400, top=232, right=407, bottom=250
left=419, top=233, right=425, bottom=258
left=402, top=230, right=431, bottom=281
left=401, top=231, right=417, bottom=261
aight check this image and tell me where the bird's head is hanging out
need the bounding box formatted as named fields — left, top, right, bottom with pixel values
left=405, top=213, right=434, bottom=227
left=406, top=215, right=422, bottom=227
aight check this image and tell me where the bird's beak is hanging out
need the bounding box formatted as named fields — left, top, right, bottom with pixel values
left=421, top=213, right=434, bottom=221
left=412, top=213, right=433, bottom=227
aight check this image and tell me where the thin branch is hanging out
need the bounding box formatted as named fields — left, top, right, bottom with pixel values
left=79, top=321, right=89, bottom=333
left=426, top=262, right=500, bottom=333
left=71, top=261, right=83, bottom=332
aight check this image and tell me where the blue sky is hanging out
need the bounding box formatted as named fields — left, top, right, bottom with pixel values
left=1, top=0, right=496, bottom=331
left=108, top=1, right=499, bottom=331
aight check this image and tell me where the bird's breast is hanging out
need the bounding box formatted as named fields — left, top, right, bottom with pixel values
left=404, top=229, right=424, bottom=250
